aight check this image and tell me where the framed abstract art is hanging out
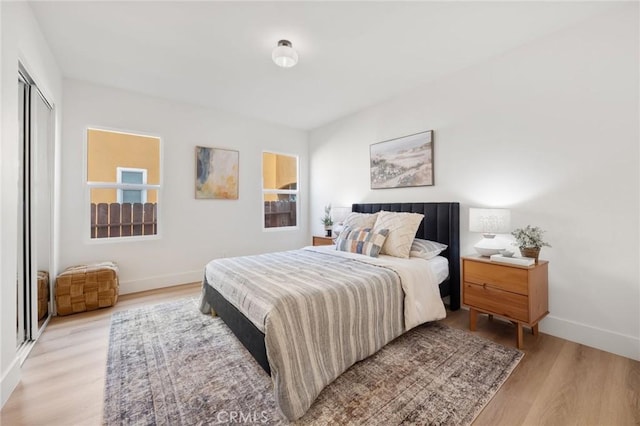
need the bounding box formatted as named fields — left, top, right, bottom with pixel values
left=195, top=146, right=239, bottom=199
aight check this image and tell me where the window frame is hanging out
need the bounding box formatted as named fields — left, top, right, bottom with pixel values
left=85, top=126, right=162, bottom=243
left=261, top=150, right=299, bottom=231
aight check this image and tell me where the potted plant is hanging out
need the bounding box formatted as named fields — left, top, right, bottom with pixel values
left=511, top=225, right=551, bottom=262
left=321, top=204, right=333, bottom=237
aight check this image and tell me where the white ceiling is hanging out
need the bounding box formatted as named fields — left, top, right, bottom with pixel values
left=30, top=1, right=618, bottom=130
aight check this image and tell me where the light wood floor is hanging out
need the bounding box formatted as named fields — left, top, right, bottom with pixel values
left=1, top=283, right=638, bottom=426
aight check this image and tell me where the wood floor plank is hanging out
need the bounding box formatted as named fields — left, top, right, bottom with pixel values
left=595, top=354, right=640, bottom=425
left=471, top=333, right=567, bottom=425
left=1, top=282, right=638, bottom=426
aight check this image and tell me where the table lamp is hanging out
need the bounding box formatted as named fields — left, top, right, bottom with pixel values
left=469, top=208, right=511, bottom=256
left=330, top=206, right=351, bottom=237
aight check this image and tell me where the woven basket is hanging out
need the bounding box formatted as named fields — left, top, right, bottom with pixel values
left=519, top=247, right=541, bottom=262
left=37, top=271, right=49, bottom=320
left=55, top=262, right=119, bottom=316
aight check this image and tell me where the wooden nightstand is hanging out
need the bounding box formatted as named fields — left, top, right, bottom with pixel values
left=462, top=255, right=549, bottom=349
left=312, top=236, right=334, bottom=246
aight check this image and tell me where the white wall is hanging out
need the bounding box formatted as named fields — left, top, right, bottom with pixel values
left=309, top=4, right=639, bottom=360
left=60, top=80, right=308, bottom=295
left=0, top=2, right=63, bottom=408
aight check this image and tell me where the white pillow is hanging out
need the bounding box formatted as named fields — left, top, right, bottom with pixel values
left=410, top=238, right=447, bottom=260
left=373, top=211, right=424, bottom=258
left=342, top=212, right=378, bottom=229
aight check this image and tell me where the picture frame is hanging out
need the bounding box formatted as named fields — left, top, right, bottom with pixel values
left=370, top=130, right=434, bottom=189
left=195, top=146, right=239, bottom=199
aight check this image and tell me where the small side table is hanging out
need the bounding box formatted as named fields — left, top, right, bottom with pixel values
left=462, top=255, right=549, bottom=348
left=312, top=236, right=334, bottom=246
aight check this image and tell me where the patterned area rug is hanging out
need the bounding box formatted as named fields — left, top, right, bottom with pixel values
left=103, top=298, right=522, bottom=425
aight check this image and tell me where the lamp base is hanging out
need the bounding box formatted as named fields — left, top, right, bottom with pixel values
left=474, top=234, right=506, bottom=257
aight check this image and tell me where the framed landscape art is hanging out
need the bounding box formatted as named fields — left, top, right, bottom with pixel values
left=370, top=130, right=434, bottom=189
left=195, top=146, right=239, bottom=199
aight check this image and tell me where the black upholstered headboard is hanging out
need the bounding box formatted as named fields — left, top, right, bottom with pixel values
left=351, top=202, right=460, bottom=310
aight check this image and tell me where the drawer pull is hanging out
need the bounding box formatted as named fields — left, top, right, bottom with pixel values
left=483, top=283, right=487, bottom=288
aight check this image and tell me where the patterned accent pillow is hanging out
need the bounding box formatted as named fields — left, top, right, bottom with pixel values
left=410, top=238, right=448, bottom=260
left=342, top=212, right=378, bottom=230
left=336, top=227, right=389, bottom=258
left=373, top=211, right=425, bottom=258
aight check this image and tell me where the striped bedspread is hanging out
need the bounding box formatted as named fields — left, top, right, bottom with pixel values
left=200, top=248, right=421, bottom=420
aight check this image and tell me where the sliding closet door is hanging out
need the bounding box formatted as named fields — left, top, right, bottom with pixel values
left=16, top=76, right=30, bottom=349
left=16, top=67, right=54, bottom=353
left=31, top=85, right=53, bottom=332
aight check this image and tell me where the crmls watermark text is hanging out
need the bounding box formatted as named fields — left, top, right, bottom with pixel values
left=216, top=410, right=270, bottom=424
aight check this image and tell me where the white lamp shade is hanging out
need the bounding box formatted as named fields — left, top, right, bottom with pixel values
left=329, top=206, right=350, bottom=238
left=469, top=208, right=511, bottom=234
left=331, top=206, right=351, bottom=225
left=272, top=40, right=298, bottom=68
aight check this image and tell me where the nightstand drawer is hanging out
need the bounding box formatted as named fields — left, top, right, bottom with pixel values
left=312, top=236, right=334, bottom=246
left=463, top=282, right=529, bottom=322
left=463, top=260, right=528, bottom=295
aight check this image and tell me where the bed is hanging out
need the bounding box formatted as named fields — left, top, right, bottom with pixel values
left=199, top=202, right=459, bottom=420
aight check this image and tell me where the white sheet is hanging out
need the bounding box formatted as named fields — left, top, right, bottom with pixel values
left=428, top=255, right=450, bottom=284
left=305, top=245, right=447, bottom=330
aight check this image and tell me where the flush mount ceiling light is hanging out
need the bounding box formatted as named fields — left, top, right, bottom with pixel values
left=272, top=40, right=298, bottom=68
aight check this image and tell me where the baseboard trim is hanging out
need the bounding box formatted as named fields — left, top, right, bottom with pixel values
left=1, top=356, right=21, bottom=409
left=539, top=315, right=639, bottom=361
left=119, top=270, right=202, bottom=295
left=459, top=306, right=639, bottom=361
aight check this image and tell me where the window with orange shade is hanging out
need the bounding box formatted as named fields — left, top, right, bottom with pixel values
left=262, top=152, right=298, bottom=229
left=86, top=128, right=161, bottom=239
